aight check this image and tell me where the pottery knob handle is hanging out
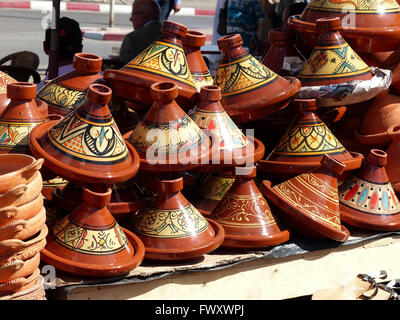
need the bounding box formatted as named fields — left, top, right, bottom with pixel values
left=73, top=53, right=102, bottom=73
left=387, top=125, right=400, bottom=141
left=82, top=188, right=112, bottom=208
left=156, top=177, right=184, bottom=194
left=151, top=81, right=178, bottom=103
left=235, top=166, right=256, bottom=178
left=6, top=82, right=36, bottom=100
left=320, top=155, right=346, bottom=176
left=268, top=28, right=295, bottom=43
left=199, top=85, right=222, bottom=102
left=217, top=34, right=243, bottom=51
left=367, top=149, right=387, bottom=167
left=184, top=30, right=206, bottom=48
left=162, top=20, right=187, bottom=40
left=316, top=17, right=342, bottom=33
left=294, top=98, right=317, bottom=112
left=87, top=84, right=112, bottom=105
left=0, top=207, right=18, bottom=219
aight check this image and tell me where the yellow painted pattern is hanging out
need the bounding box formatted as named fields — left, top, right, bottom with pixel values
left=37, top=83, right=87, bottom=111
left=0, top=72, right=15, bottom=95
left=307, top=0, right=400, bottom=13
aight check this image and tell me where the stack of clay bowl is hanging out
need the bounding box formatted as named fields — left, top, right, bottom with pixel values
left=0, top=153, right=46, bottom=299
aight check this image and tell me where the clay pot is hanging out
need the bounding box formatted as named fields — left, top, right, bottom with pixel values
left=288, top=0, right=400, bottom=53
left=298, top=18, right=372, bottom=87
left=104, top=21, right=198, bottom=112
left=128, top=174, right=225, bottom=261
left=0, top=154, right=43, bottom=194
left=0, top=253, right=40, bottom=284
left=0, top=82, right=46, bottom=154
left=41, top=188, right=145, bottom=277
left=0, top=194, right=43, bottom=228
left=261, top=28, right=305, bottom=76
left=354, top=92, right=400, bottom=147
left=30, top=83, right=140, bottom=185
left=191, top=85, right=265, bottom=170
left=0, top=274, right=45, bottom=300
left=36, top=53, right=103, bottom=116
left=260, top=154, right=350, bottom=241
left=214, top=33, right=301, bottom=123
left=125, top=81, right=218, bottom=172
left=0, top=267, right=40, bottom=294
left=339, top=149, right=400, bottom=231
left=0, top=225, right=47, bottom=262
left=0, top=207, right=46, bottom=241
left=210, top=166, right=290, bottom=249
left=386, top=125, right=400, bottom=193
left=257, top=99, right=363, bottom=181
left=183, top=30, right=214, bottom=92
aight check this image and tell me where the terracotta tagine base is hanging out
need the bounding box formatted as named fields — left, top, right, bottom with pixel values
left=210, top=166, right=290, bottom=249
left=258, top=99, right=363, bottom=181
left=339, top=149, right=400, bottom=231
left=41, top=188, right=145, bottom=277
left=260, top=155, right=350, bottom=242
left=103, top=21, right=198, bottom=112
left=36, top=52, right=103, bottom=116
left=127, top=174, right=225, bottom=261
left=214, top=33, right=301, bottom=123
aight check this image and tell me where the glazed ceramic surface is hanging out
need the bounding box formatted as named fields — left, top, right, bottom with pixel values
left=339, top=149, right=400, bottom=231
left=214, top=34, right=301, bottom=123
left=37, top=53, right=103, bottom=116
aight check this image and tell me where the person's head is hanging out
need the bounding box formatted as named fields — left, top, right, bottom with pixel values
left=130, top=0, right=160, bottom=30
left=43, top=17, right=83, bottom=62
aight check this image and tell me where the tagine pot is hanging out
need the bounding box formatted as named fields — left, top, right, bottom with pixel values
left=191, top=85, right=265, bottom=171
left=104, top=21, right=198, bottom=112
left=298, top=17, right=373, bottom=87
left=386, top=125, right=400, bottom=194
left=124, top=81, right=218, bottom=172
left=214, top=33, right=301, bottom=123
left=257, top=99, right=363, bottom=182
left=36, top=53, right=103, bottom=116
left=261, top=28, right=305, bottom=76
left=127, top=174, right=225, bottom=261
left=183, top=30, right=214, bottom=92
left=354, top=91, right=400, bottom=147
left=210, top=166, right=290, bottom=249
left=260, top=154, right=350, bottom=241
left=339, top=149, right=400, bottom=231
left=288, top=0, right=400, bottom=53
left=41, top=187, right=145, bottom=277
left=29, top=83, right=140, bottom=186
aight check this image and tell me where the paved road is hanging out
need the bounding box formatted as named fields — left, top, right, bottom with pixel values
left=0, top=9, right=214, bottom=69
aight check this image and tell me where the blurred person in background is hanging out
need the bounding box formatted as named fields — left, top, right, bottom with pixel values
left=155, top=0, right=181, bottom=21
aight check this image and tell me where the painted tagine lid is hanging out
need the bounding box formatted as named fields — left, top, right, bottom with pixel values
left=339, top=149, right=400, bottom=231
left=183, top=30, right=214, bottom=92
left=41, top=187, right=145, bottom=277
left=214, top=33, right=301, bottom=123
left=127, top=174, right=225, bottom=261
left=260, top=154, right=350, bottom=241
left=298, top=18, right=373, bottom=87
left=0, top=82, right=46, bottom=155
left=103, top=21, right=198, bottom=112
left=36, top=53, right=103, bottom=116
left=258, top=99, right=363, bottom=178
left=29, top=83, right=140, bottom=185
left=288, top=0, right=400, bottom=53
left=210, top=166, right=290, bottom=249
left=191, top=85, right=265, bottom=170
left=261, top=28, right=305, bottom=76
left=124, top=81, right=218, bottom=172
left=354, top=92, right=400, bottom=147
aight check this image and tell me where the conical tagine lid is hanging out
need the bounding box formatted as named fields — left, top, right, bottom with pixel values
left=183, top=30, right=214, bottom=92
left=214, top=33, right=301, bottom=123
left=191, top=85, right=265, bottom=169
left=0, top=71, right=16, bottom=113
left=103, top=21, right=198, bottom=111
left=210, top=166, right=290, bottom=249
left=260, top=154, right=350, bottom=241
left=289, top=0, right=400, bottom=52
left=29, top=83, right=140, bottom=185
left=258, top=99, right=363, bottom=176
left=299, top=18, right=373, bottom=87
left=339, top=149, right=400, bottom=231
left=127, top=175, right=225, bottom=261
left=36, top=53, right=103, bottom=116
left=0, top=82, right=46, bottom=154
left=125, top=81, right=218, bottom=172
left=41, top=188, right=145, bottom=277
